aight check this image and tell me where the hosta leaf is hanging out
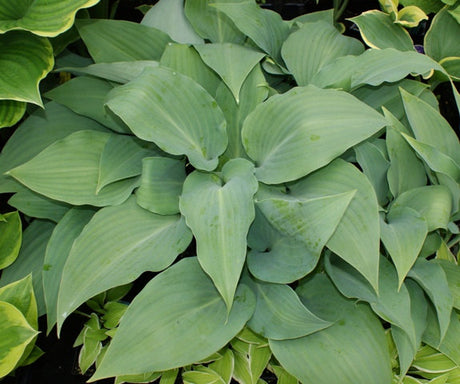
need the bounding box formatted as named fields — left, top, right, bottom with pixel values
left=396, top=6, right=428, bottom=28
left=209, top=349, right=234, bottom=384
left=231, top=338, right=271, bottom=384
left=423, top=305, right=460, bottom=366
left=98, top=135, right=156, bottom=193
left=76, top=19, right=171, bottom=63
left=400, top=0, right=442, bottom=14
left=400, top=89, right=460, bottom=165
left=180, top=159, right=258, bottom=310
left=0, top=220, right=55, bottom=316
left=352, top=79, right=429, bottom=121
left=312, top=48, right=445, bottom=91
left=7, top=130, right=138, bottom=206
left=0, top=301, right=38, bottom=379
left=141, top=0, right=203, bottom=44
left=160, top=43, right=221, bottom=97
left=184, top=0, right=245, bottom=44
left=246, top=279, right=331, bottom=340
left=412, top=345, right=457, bottom=374
left=183, top=367, right=225, bottom=384
left=281, top=21, right=364, bottom=86
left=385, top=114, right=427, bottom=198
left=242, top=85, right=388, bottom=184
left=45, top=77, right=130, bottom=134
left=0, top=102, right=108, bottom=194
left=43, top=207, right=95, bottom=333
left=247, top=207, right=320, bottom=284
left=57, top=197, right=192, bottom=331
left=254, top=186, right=354, bottom=273
left=289, top=159, right=381, bottom=292
left=195, top=43, right=265, bottom=103
left=136, top=157, right=186, bottom=215
left=424, top=7, right=460, bottom=61
left=349, top=10, right=414, bottom=51
left=8, top=190, right=69, bottom=223
left=408, top=259, right=453, bottom=343
left=441, top=57, right=460, bottom=80
left=0, top=31, right=53, bottom=106
left=91, top=258, right=256, bottom=379
left=0, top=275, right=37, bottom=330
left=106, top=67, right=227, bottom=171
left=380, top=207, right=428, bottom=289
left=270, top=274, right=392, bottom=384
left=290, top=9, right=334, bottom=26
left=0, top=0, right=99, bottom=36
left=0, top=100, right=26, bottom=129
left=216, top=65, right=268, bottom=162
left=325, top=254, right=417, bottom=347
left=58, top=61, right=160, bottom=84
left=391, top=186, right=452, bottom=232
left=354, top=140, right=390, bottom=205
left=436, top=260, right=460, bottom=310
left=213, top=1, right=290, bottom=63
left=0, top=211, right=22, bottom=269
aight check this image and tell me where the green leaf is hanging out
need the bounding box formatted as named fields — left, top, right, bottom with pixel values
left=43, top=207, right=95, bottom=334
left=325, top=254, right=417, bottom=348
left=254, top=185, right=354, bottom=276
left=408, top=259, right=453, bottom=343
left=231, top=337, right=271, bottom=384
left=180, top=159, right=258, bottom=311
left=0, top=220, right=55, bottom=316
left=246, top=279, right=331, bottom=340
left=288, top=159, right=381, bottom=292
left=440, top=57, right=460, bottom=80
left=0, top=100, right=26, bottom=129
left=136, top=157, right=186, bottom=215
left=352, top=79, right=429, bottom=121
left=247, top=207, right=320, bottom=284
left=91, top=258, right=256, bottom=379
left=424, top=7, right=460, bottom=61
left=311, top=48, right=445, bottom=91
left=0, top=31, right=53, bottom=106
left=396, top=6, right=428, bottom=27
left=281, top=21, right=364, bottom=86
left=385, top=113, right=427, bottom=198
left=8, top=190, right=70, bottom=223
left=436, top=260, right=460, bottom=310
left=422, top=305, right=460, bottom=366
left=242, top=85, right=388, bottom=184
left=0, top=211, right=22, bottom=270
left=216, top=65, right=268, bottom=162
left=8, top=130, right=138, bottom=206
left=0, top=0, right=99, bottom=36
left=209, top=348, right=234, bottom=384
left=412, top=345, right=457, bottom=374
left=400, top=88, right=460, bottom=165
left=0, top=275, right=37, bottom=330
left=45, top=76, right=130, bottom=134
left=354, top=139, right=390, bottom=205
left=160, top=43, right=221, bottom=97
left=0, top=301, right=38, bottom=379
left=289, top=9, right=334, bottom=26
left=270, top=274, right=392, bottom=384
left=390, top=185, right=452, bottom=232
left=141, top=0, right=203, bottom=44
left=184, top=0, right=245, bottom=44
left=106, top=66, right=227, bottom=171
left=57, top=197, right=192, bottom=331
left=400, top=0, right=442, bottom=14
left=212, top=1, right=290, bottom=63
left=183, top=367, right=226, bottom=384
left=349, top=10, right=414, bottom=51
left=98, top=135, right=156, bottom=193
left=76, top=19, right=171, bottom=63
left=195, top=43, right=265, bottom=103
left=58, top=61, right=160, bottom=84
left=0, top=102, right=108, bottom=194
left=380, top=206, right=428, bottom=289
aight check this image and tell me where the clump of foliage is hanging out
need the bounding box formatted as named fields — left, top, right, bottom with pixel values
left=0, top=0, right=459, bottom=383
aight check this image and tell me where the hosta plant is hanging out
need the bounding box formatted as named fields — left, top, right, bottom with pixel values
left=0, top=0, right=459, bottom=383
